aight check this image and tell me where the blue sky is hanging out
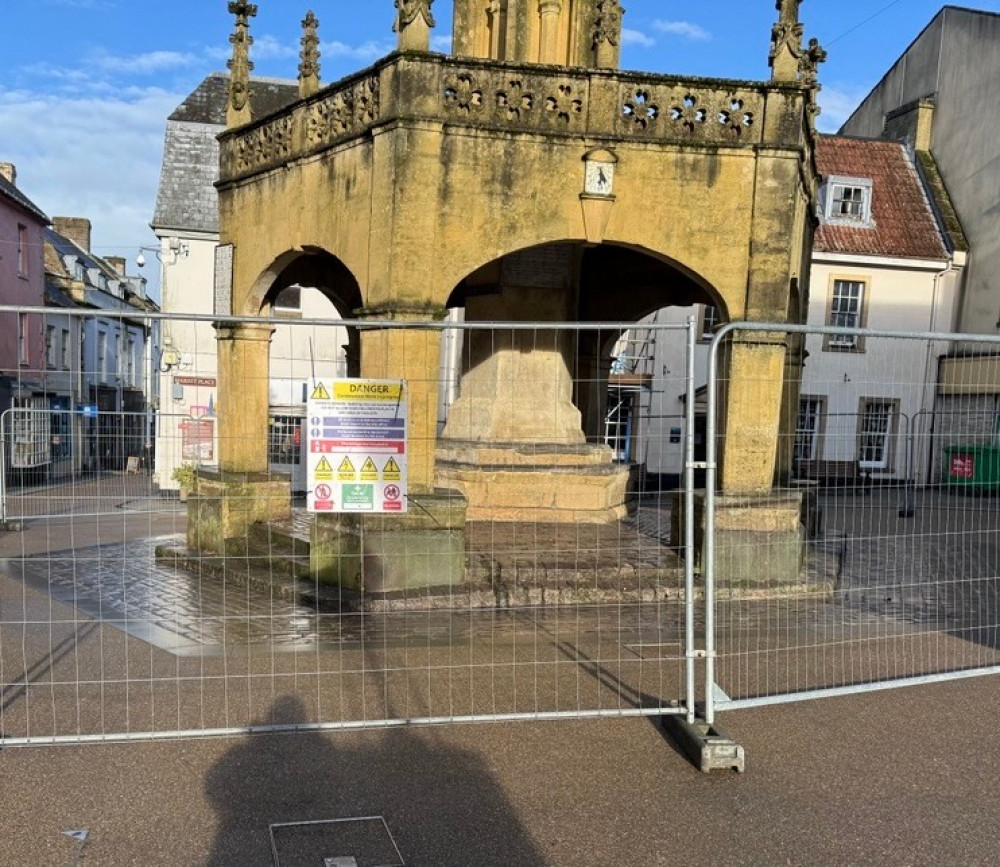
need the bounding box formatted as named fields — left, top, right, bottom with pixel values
left=1, top=0, right=996, bottom=293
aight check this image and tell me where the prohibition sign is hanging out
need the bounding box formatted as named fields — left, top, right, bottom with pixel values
left=384, top=484, right=401, bottom=501
left=315, top=483, right=333, bottom=500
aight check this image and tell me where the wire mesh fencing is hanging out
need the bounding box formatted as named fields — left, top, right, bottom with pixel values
left=0, top=309, right=703, bottom=745
left=706, top=323, right=1000, bottom=713
left=6, top=307, right=999, bottom=746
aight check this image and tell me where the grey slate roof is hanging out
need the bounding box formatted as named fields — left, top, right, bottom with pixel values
left=0, top=173, right=49, bottom=224
left=152, top=73, right=299, bottom=235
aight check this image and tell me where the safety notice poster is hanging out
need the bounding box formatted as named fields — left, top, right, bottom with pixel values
left=306, top=379, right=407, bottom=513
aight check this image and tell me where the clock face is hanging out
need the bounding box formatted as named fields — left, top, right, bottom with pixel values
left=585, top=160, right=615, bottom=196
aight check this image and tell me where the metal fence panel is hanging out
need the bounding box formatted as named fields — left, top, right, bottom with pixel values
left=706, top=323, right=1000, bottom=715
left=0, top=308, right=700, bottom=745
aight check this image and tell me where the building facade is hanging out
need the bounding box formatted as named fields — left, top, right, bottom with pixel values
left=44, top=217, right=159, bottom=475
left=0, top=163, right=49, bottom=479
left=838, top=6, right=1000, bottom=443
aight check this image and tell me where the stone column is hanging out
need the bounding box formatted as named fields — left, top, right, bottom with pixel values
left=188, top=320, right=291, bottom=555
left=357, top=309, right=444, bottom=493
left=775, top=334, right=806, bottom=485
left=538, top=0, right=563, bottom=64
left=215, top=321, right=274, bottom=474
left=719, top=332, right=787, bottom=494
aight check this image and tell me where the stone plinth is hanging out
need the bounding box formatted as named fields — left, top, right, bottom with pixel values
left=437, top=439, right=629, bottom=523
left=311, top=489, right=468, bottom=595
left=187, top=471, right=292, bottom=555
left=670, top=489, right=808, bottom=587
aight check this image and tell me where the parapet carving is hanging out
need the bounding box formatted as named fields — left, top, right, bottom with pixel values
left=231, top=75, right=380, bottom=175
left=306, top=77, right=381, bottom=146
left=444, top=71, right=585, bottom=129
left=220, top=59, right=774, bottom=183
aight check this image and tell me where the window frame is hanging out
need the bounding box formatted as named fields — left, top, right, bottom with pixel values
left=823, top=275, right=870, bottom=352
left=794, top=395, right=825, bottom=463
left=822, top=175, right=874, bottom=226
left=44, top=325, right=56, bottom=369
left=18, top=313, right=29, bottom=365
left=856, top=397, right=899, bottom=471
left=17, top=223, right=28, bottom=277
left=699, top=304, right=722, bottom=342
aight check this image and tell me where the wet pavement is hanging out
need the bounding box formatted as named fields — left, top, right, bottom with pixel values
left=1, top=477, right=999, bottom=745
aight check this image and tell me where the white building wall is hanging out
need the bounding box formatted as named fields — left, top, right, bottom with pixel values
left=801, top=255, right=958, bottom=483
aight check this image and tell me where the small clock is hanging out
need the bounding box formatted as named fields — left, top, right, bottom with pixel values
left=584, top=160, right=615, bottom=196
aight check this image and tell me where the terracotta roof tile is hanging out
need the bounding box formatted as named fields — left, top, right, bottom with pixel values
left=815, top=135, right=947, bottom=261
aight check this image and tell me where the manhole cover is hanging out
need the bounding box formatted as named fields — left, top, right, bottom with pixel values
left=270, top=816, right=404, bottom=867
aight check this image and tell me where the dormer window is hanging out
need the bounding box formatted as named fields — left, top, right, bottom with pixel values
left=821, top=176, right=874, bottom=227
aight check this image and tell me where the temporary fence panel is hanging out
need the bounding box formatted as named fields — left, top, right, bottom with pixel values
left=705, top=322, right=1000, bottom=717
left=0, top=308, right=704, bottom=745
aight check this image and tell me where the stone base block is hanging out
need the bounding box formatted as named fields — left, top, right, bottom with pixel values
left=187, top=471, right=292, bottom=555
left=670, top=489, right=809, bottom=587
left=436, top=439, right=629, bottom=523
left=311, top=489, right=468, bottom=594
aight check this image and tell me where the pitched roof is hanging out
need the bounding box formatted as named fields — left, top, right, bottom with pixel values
left=153, top=73, right=299, bottom=234
left=168, top=72, right=300, bottom=125
left=0, top=173, right=49, bottom=224
left=814, top=135, right=948, bottom=261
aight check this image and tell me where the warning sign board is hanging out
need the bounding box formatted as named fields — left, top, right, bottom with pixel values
left=306, top=378, right=408, bottom=513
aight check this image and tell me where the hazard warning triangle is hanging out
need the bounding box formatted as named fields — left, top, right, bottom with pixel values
left=315, top=456, right=333, bottom=473
left=311, top=382, right=331, bottom=400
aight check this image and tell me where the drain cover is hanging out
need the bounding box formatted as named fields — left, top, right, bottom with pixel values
left=269, top=816, right=404, bottom=867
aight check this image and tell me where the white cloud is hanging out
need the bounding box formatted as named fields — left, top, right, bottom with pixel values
left=652, top=20, right=711, bottom=42
left=251, top=34, right=299, bottom=61
left=90, top=49, right=199, bottom=75
left=432, top=33, right=454, bottom=53
left=323, top=40, right=393, bottom=62
left=622, top=28, right=656, bottom=48
left=816, top=84, right=871, bottom=133
left=0, top=86, right=180, bottom=267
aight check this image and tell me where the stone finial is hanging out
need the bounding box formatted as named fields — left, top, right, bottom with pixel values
left=593, top=0, right=625, bottom=69
left=769, top=0, right=804, bottom=81
left=299, top=10, right=321, bottom=97
left=227, top=1, right=257, bottom=128
left=394, top=0, right=436, bottom=52
left=800, top=37, right=827, bottom=126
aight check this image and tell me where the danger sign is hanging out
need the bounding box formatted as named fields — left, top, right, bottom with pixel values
left=306, top=378, right=408, bottom=514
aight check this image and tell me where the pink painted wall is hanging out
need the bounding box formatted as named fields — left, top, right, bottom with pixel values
left=0, top=196, right=47, bottom=378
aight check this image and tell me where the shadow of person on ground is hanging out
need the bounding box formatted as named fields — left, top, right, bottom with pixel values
left=205, top=695, right=548, bottom=866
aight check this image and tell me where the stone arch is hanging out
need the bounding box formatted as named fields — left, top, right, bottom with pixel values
left=441, top=239, right=730, bottom=446
left=243, top=248, right=363, bottom=320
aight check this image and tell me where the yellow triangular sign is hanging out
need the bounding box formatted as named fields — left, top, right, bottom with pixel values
left=311, top=382, right=331, bottom=400
left=384, top=457, right=400, bottom=474
left=338, top=457, right=355, bottom=474
left=361, top=457, right=378, bottom=475
left=316, top=456, right=333, bottom=473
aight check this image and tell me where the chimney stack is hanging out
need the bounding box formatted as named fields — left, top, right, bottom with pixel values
left=106, top=256, right=127, bottom=275
left=0, top=163, right=16, bottom=185
left=54, top=217, right=93, bottom=253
